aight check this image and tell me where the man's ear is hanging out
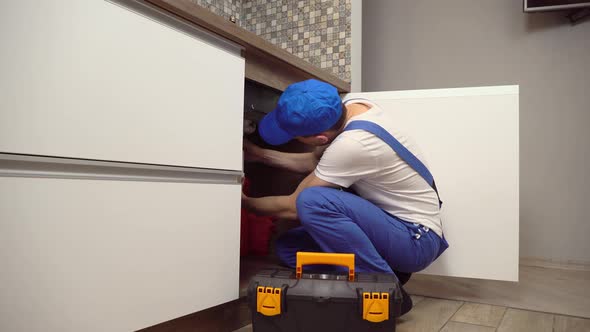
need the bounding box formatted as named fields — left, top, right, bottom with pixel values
left=314, top=134, right=329, bottom=145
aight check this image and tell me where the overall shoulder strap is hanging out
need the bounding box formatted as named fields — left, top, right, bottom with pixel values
left=344, top=120, right=442, bottom=208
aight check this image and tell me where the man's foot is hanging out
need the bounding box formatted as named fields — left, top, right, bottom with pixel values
left=394, top=270, right=412, bottom=285
left=400, top=286, right=413, bottom=316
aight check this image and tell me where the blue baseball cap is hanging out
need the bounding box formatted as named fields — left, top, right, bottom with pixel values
left=259, top=79, right=342, bottom=145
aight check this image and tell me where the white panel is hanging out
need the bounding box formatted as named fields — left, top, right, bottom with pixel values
left=0, top=177, right=241, bottom=332
left=0, top=0, right=244, bottom=171
left=347, top=86, right=519, bottom=281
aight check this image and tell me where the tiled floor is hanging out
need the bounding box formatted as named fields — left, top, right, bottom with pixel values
left=405, top=265, right=590, bottom=318
left=234, top=295, right=590, bottom=331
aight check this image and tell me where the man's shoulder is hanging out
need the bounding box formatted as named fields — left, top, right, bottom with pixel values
left=330, top=131, right=369, bottom=150
left=320, top=132, right=375, bottom=164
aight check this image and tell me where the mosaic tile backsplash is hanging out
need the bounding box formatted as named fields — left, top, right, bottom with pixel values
left=190, top=0, right=242, bottom=22
left=189, top=0, right=351, bottom=82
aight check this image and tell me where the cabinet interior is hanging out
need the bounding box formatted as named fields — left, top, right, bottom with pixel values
left=239, top=80, right=315, bottom=294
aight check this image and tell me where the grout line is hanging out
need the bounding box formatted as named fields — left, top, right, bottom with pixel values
left=497, top=305, right=510, bottom=331
left=410, top=294, right=427, bottom=306
left=494, top=307, right=508, bottom=330
left=438, top=300, right=465, bottom=332
left=442, top=321, right=501, bottom=331
left=501, top=306, right=584, bottom=321
left=448, top=301, right=467, bottom=324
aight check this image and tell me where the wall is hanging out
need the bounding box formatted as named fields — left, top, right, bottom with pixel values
left=189, top=0, right=352, bottom=82
left=241, top=0, right=352, bottom=82
left=363, top=0, right=590, bottom=264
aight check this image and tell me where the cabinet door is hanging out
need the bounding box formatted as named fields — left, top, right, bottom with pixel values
left=0, top=176, right=241, bottom=332
left=0, top=0, right=244, bottom=171
left=346, top=86, right=519, bottom=281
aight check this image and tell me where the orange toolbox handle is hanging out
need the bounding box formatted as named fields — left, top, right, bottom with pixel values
left=295, top=252, right=355, bottom=281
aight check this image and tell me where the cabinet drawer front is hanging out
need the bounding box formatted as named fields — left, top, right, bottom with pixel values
left=0, top=0, right=244, bottom=170
left=0, top=177, right=240, bottom=332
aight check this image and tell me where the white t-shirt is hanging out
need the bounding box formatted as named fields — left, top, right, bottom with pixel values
left=314, top=99, right=443, bottom=237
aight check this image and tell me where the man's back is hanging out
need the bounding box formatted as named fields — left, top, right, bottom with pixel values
left=314, top=100, right=442, bottom=237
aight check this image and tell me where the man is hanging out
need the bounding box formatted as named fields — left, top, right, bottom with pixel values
left=242, top=79, right=448, bottom=281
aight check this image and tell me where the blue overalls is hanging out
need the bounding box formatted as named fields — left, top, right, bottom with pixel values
left=275, top=120, right=449, bottom=274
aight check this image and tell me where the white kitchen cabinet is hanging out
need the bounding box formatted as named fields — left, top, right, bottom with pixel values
left=0, top=0, right=245, bottom=171
left=0, top=1, right=245, bottom=331
left=347, top=86, right=519, bottom=281
left=0, top=176, right=241, bottom=332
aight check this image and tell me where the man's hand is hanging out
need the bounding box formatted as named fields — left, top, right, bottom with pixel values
left=243, top=139, right=265, bottom=163
left=241, top=192, right=249, bottom=210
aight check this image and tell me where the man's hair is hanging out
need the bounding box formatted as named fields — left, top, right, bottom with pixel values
left=328, top=103, right=347, bottom=131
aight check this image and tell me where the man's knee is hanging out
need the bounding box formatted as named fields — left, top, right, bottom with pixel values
left=296, top=187, right=340, bottom=224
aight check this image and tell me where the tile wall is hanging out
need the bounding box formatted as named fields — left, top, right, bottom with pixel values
left=189, top=0, right=351, bottom=82
left=189, top=0, right=242, bottom=22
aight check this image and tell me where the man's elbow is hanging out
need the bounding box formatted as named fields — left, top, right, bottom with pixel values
left=303, top=158, right=318, bottom=174
left=294, top=161, right=314, bottom=174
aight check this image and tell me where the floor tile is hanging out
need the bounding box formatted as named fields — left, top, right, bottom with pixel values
left=233, top=324, right=252, bottom=332
left=396, top=298, right=463, bottom=332
left=554, top=315, right=590, bottom=332
left=411, top=294, right=426, bottom=305
left=451, top=302, right=507, bottom=327
left=440, top=321, right=496, bottom=332
left=497, top=308, right=554, bottom=332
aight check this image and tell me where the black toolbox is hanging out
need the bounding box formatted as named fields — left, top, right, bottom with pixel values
left=247, top=252, right=410, bottom=332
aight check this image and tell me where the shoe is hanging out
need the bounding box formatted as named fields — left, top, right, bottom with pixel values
left=399, top=286, right=413, bottom=316
left=393, top=270, right=412, bottom=285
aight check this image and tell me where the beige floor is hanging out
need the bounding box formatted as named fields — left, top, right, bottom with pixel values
left=234, top=295, right=590, bottom=332
left=405, top=265, right=590, bottom=319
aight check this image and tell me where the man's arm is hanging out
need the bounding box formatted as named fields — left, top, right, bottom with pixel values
left=244, top=140, right=327, bottom=174
left=242, top=171, right=339, bottom=220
